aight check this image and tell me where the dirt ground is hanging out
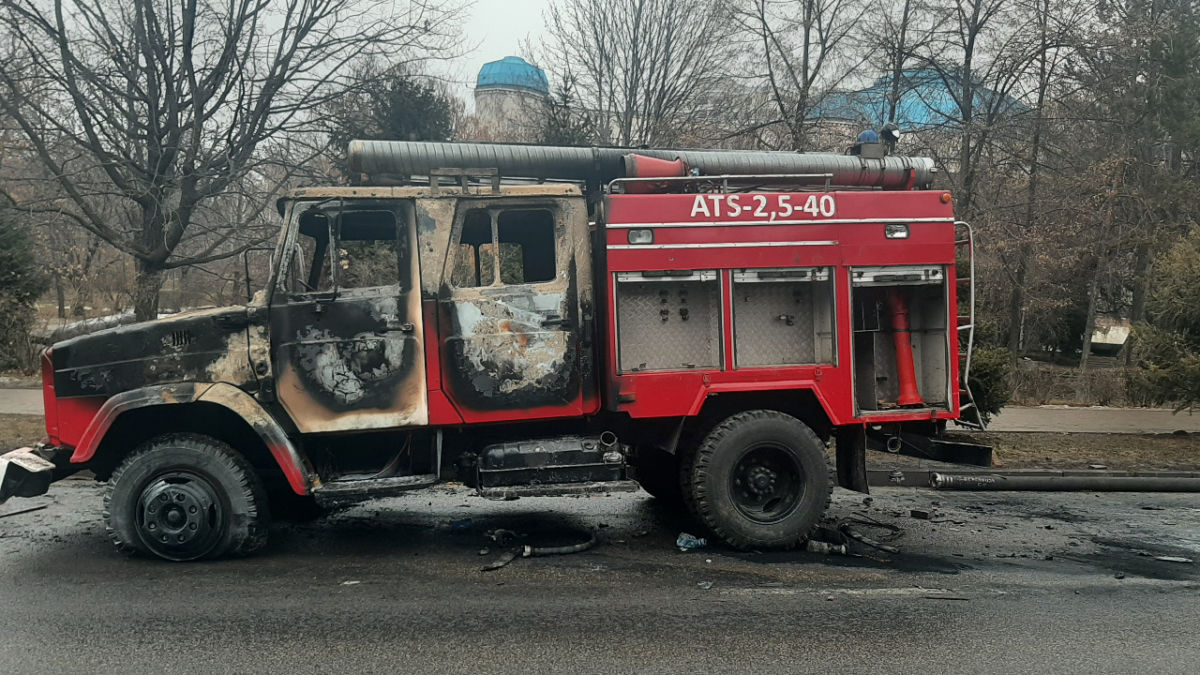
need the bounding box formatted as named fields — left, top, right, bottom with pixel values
left=0, top=414, right=45, bottom=450
left=967, top=431, right=1200, bottom=472
left=6, top=412, right=1200, bottom=472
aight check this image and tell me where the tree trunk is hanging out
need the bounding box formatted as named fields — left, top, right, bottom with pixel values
left=1079, top=262, right=1102, bottom=371
left=133, top=261, right=165, bottom=322
left=1006, top=248, right=1028, bottom=361
left=1125, top=242, right=1152, bottom=366
left=54, top=276, right=65, bottom=319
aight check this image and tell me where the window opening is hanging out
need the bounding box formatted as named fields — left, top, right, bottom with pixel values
left=284, top=206, right=408, bottom=294
left=335, top=210, right=403, bottom=289
left=497, top=210, right=555, bottom=284
left=452, top=208, right=557, bottom=287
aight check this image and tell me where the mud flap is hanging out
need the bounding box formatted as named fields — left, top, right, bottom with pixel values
left=0, top=447, right=56, bottom=503
left=834, top=425, right=869, bottom=494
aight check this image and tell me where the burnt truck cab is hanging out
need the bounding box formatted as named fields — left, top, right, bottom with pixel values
left=1, top=140, right=988, bottom=561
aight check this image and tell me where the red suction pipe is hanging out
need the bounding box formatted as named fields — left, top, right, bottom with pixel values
left=887, top=289, right=924, bottom=407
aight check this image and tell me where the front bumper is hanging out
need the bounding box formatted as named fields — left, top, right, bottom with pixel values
left=0, top=446, right=69, bottom=504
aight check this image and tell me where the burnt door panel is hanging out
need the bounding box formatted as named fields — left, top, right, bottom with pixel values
left=439, top=204, right=586, bottom=420
left=271, top=204, right=427, bottom=433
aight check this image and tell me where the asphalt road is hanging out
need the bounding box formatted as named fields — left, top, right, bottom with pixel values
left=1, top=481, right=1198, bottom=673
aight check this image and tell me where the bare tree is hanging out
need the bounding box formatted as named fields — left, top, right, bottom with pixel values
left=1001, top=0, right=1087, bottom=360
left=924, top=0, right=1032, bottom=218
left=729, top=0, right=869, bottom=150
left=540, top=0, right=736, bottom=146
left=863, top=0, right=945, bottom=125
left=0, top=0, right=463, bottom=320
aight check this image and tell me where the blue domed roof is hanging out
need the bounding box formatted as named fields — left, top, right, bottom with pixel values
left=476, top=56, right=549, bottom=95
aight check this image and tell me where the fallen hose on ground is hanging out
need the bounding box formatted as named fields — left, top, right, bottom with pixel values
left=931, top=473, right=1200, bottom=492
left=481, top=530, right=597, bottom=571
left=523, top=532, right=597, bottom=557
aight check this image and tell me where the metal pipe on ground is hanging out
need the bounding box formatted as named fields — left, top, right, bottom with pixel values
left=930, top=473, right=1200, bottom=492
left=347, top=140, right=937, bottom=189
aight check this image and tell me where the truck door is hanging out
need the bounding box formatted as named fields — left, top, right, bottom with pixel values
left=270, top=202, right=427, bottom=433
left=438, top=200, right=593, bottom=422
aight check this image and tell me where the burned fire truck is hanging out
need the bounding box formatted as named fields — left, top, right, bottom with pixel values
left=0, top=139, right=985, bottom=561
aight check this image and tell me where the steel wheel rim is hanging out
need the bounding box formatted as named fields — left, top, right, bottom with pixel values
left=135, top=470, right=225, bottom=561
left=729, top=442, right=804, bottom=524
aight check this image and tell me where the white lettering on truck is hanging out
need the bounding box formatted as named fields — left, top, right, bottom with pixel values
left=688, top=194, right=837, bottom=221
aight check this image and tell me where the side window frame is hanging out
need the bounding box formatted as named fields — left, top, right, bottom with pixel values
left=449, top=202, right=560, bottom=289
left=277, top=201, right=410, bottom=298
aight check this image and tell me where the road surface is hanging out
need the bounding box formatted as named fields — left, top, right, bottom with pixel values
left=1, top=481, right=1198, bottom=673
left=986, top=405, right=1200, bottom=433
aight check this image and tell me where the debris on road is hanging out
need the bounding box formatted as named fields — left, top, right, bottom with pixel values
left=486, top=528, right=518, bottom=545
left=697, top=581, right=713, bottom=590
left=840, top=525, right=901, bottom=554
left=805, top=540, right=848, bottom=555
left=481, top=550, right=518, bottom=572
left=1154, top=556, right=1194, bottom=564
left=340, top=580, right=361, bottom=586
left=676, top=533, right=707, bottom=551
left=910, top=509, right=932, bottom=520
left=0, top=503, right=48, bottom=519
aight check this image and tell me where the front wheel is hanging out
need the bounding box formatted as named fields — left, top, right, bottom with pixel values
left=104, top=433, right=269, bottom=561
left=684, top=410, right=831, bottom=550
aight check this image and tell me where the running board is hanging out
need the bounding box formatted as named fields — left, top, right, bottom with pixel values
left=311, top=473, right=438, bottom=504
left=478, top=480, right=641, bottom=501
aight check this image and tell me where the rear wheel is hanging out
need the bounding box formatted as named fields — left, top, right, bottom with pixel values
left=104, top=433, right=269, bottom=561
left=684, top=410, right=831, bottom=550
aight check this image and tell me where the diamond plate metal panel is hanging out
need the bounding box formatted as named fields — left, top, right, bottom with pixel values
left=733, top=280, right=834, bottom=367
left=616, top=280, right=720, bottom=372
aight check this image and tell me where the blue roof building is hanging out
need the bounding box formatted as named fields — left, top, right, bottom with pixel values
left=812, top=68, right=1026, bottom=130
left=476, top=56, right=550, bottom=95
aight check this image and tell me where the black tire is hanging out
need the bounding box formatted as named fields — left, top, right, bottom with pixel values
left=104, top=433, right=269, bottom=561
left=633, top=447, right=683, bottom=506
left=685, top=410, right=832, bottom=550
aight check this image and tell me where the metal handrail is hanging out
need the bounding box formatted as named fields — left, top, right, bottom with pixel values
left=955, top=220, right=984, bottom=429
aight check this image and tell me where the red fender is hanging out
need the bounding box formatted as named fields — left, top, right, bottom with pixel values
left=70, top=382, right=311, bottom=495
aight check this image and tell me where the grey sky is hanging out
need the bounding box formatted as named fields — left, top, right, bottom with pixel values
left=459, top=1, right=553, bottom=88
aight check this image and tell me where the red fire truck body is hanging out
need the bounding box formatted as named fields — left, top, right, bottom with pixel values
left=0, top=140, right=983, bottom=561
left=603, top=189, right=962, bottom=426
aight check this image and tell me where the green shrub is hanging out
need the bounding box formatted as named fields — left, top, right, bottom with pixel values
left=966, top=345, right=1013, bottom=425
